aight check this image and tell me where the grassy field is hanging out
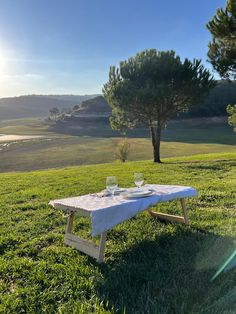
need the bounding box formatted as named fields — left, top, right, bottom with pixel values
left=0, top=152, right=236, bottom=313
left=0, top=117, right=235, bottom=172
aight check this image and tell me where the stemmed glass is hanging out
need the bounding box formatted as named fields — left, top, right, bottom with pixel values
left=134, top=173, right=144, bottom=189
left=106, top=176, right=118, bottom=199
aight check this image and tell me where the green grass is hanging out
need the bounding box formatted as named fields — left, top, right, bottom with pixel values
left=0, top=153, right=236, bottom=313
left=1, top=136, right=236, bottom=173
left=0, top=117, right=235, bottom=172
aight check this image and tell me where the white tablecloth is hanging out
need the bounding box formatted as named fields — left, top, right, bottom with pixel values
left=49, top=184, right=197, bottom=237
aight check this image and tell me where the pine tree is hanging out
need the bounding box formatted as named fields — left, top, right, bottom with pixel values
left=207, top=0, right=236, bottom=79
left=103, top=50, right=215, bottom=163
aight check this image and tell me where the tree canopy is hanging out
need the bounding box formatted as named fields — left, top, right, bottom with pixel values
left=103, top=49, right=215, bottom=162
left=207, top=0, right=236, bottom=79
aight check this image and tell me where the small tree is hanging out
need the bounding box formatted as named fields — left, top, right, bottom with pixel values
left=227, top=104, right=236, bottom=132
left=115, top=138, right=131, bottom=162
left=103, top=49, right=215, bottom=163
left=207, top=0, right=236, bottom=80
left=49, top=107, right=60, bottom=121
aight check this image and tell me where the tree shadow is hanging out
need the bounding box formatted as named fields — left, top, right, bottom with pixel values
left=47, top=120, right=236, bottom=145
left=95, top=226, right=236, bottom=313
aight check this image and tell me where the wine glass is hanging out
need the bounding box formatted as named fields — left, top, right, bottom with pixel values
left=106, top=176, right=118, bottom=198
left=134, top=173, right=144, bottom=189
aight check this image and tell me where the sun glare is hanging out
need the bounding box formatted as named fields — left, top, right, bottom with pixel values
left=0, top=54, right=7, bottom=72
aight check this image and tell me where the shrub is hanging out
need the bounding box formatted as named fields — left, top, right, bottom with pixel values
left=227, top=104, right=236, bottom=133
left=115, top=139, right=131, bottom=162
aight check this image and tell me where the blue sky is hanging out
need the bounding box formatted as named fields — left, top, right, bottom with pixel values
left=0, top=0, right=226, bottom=97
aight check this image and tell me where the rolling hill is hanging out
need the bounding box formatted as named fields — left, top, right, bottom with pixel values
left=76, top=96, right=111, bottom=114
left=0, top=94, right=99, bottom=121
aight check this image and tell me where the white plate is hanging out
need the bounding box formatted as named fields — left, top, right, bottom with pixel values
left=115, top=187, right=126, bottom=193
left=104, top=188, right=126, bottom=195
left=122, top=190, right=153, bottom=199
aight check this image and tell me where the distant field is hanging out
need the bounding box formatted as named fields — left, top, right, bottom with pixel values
left=0, top=117, right=235, bottom=172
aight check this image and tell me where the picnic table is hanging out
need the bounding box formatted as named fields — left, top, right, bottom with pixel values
left=49, top=184, right=197, bottom=263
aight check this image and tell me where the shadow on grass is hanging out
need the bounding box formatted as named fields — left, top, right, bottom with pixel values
left=96, top=226, right=236, bottom=314
left=47, top=120, right=236, bottom=145
left=162, top=159, right=236, bottom=166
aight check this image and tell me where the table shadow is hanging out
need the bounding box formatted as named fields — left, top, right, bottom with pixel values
left=95, top=226, right=236, bottom=314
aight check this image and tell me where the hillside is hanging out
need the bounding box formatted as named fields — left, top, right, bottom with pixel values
left=0, top=94, right=99, bottom=121
left=72, top=81, right=236, bottom=118
left=73, top=96, right=111, bottom=114
left=0, top=153, right=235, bottom=313
left=69, top=81, right=236, bottom=119
left=184, top=80, right=236, bottom=117
left=1, top=80, right=235, bottom=122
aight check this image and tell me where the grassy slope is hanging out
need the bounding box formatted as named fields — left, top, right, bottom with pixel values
left=0, top=153, right=236, bottom=313
left=0, top=118, right=235, bottom=172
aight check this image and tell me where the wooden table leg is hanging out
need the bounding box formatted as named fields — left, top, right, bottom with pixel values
left=64, top=212, right=107, bottom=263
left=148, top=198, right=190, bottom=225
left=66, top=211, right=75, bottom=233
left=97, top=232, right=107, bottom=263
left=180, top=198, right=190, bottom=225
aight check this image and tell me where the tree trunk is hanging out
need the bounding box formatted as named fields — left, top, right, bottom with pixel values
left=150, top=124, right=162, bottom=163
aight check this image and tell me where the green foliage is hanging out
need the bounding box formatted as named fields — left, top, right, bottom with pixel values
left=115, top=138, right=131, bottom=162
left=103, top=49, right=215, bottom=162
left=0, top=153, right=236, bottom=313
left=103, top=50, right=215, bottom=123
left=207, top=0, right=236, bottom=79
left=109, top=108, right=136, bottom=135
left=227, top=104, right=236, bottom=132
